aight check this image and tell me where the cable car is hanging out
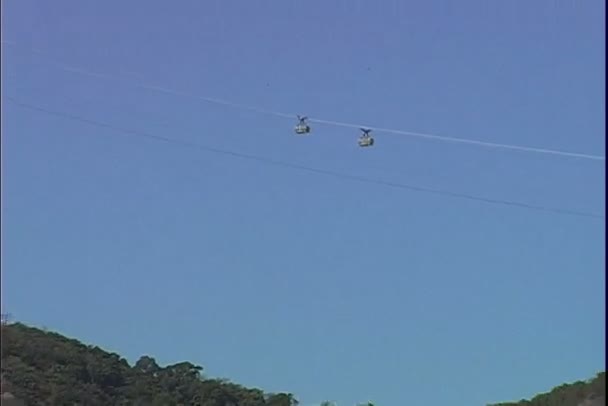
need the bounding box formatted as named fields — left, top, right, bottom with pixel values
left=358, top=128, right=374, bottom=147
left=294, top=115, right=311, bottom=135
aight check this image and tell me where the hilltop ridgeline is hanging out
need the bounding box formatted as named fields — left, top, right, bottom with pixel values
left=487, top=372, right=604, bottom=406
left=1, top=322, right=298, bottom=405
left=1, top=322, right=604, bottom=406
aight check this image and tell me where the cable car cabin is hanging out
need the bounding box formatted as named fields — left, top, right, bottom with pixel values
left=358, top=135, right=374, bottom=147
left=294, top=115, right=311, bottom=135
left=358, top=128, right=374, bottom=147
left=294, top=123, right=311, bottom=135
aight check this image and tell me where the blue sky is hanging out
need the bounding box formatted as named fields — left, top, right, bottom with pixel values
left=1, top=1, right=605, bottom=405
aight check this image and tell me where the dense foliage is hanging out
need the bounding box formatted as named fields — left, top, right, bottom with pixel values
left=1, top=322, right=603, bottom=406
left=488, top=372, right=605, bottom=406
left=1, top=323, right=299, bottom=406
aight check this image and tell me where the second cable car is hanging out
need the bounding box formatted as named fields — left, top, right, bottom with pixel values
left=358, top=128, right=374, bottom=147
left=294, top=115, right=311, bottom=135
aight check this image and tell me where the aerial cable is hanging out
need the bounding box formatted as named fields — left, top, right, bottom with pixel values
left=310, top=118, right=605, bottom=160
left=5, top=96, right=604, bottom=220
left=2, top=40, right=604, bottom=162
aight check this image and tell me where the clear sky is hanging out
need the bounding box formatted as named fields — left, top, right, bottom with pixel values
left=1, top=1, right=605, bottom=405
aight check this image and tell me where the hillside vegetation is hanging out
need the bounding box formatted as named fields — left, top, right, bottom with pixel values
left=488, top=372, right=605, bottom=406
left=1, top=323, right=299, bottom=406
left=0, top=322, right=604, bottom=406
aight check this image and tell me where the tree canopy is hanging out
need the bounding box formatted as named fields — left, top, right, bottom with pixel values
left=0, top=322, right=604, bottom=406
left=1, top=323, right=299, bottom=406
left=488, top=372, right=605, bottom=406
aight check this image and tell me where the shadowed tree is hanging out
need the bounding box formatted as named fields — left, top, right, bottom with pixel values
left=134, top=356, right=161, bottom=375
left=266, top=392, right=299, bottom=406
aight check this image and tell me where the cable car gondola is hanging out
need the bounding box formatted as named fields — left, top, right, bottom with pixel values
left=294, top=115, right=311, bottom=135
left=358, top=128, right=374, bottom=147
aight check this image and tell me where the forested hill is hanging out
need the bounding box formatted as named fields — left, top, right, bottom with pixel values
left=0, top=322, right=604, bottom=406
left=488, top=372, right=605, bottom=406
left=0, top=322, right=299, bottom=406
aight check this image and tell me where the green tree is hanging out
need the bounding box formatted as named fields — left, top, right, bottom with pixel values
left=266, top=392, right=299, bottom=406
left=134, top=356, right=161, bottom=374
